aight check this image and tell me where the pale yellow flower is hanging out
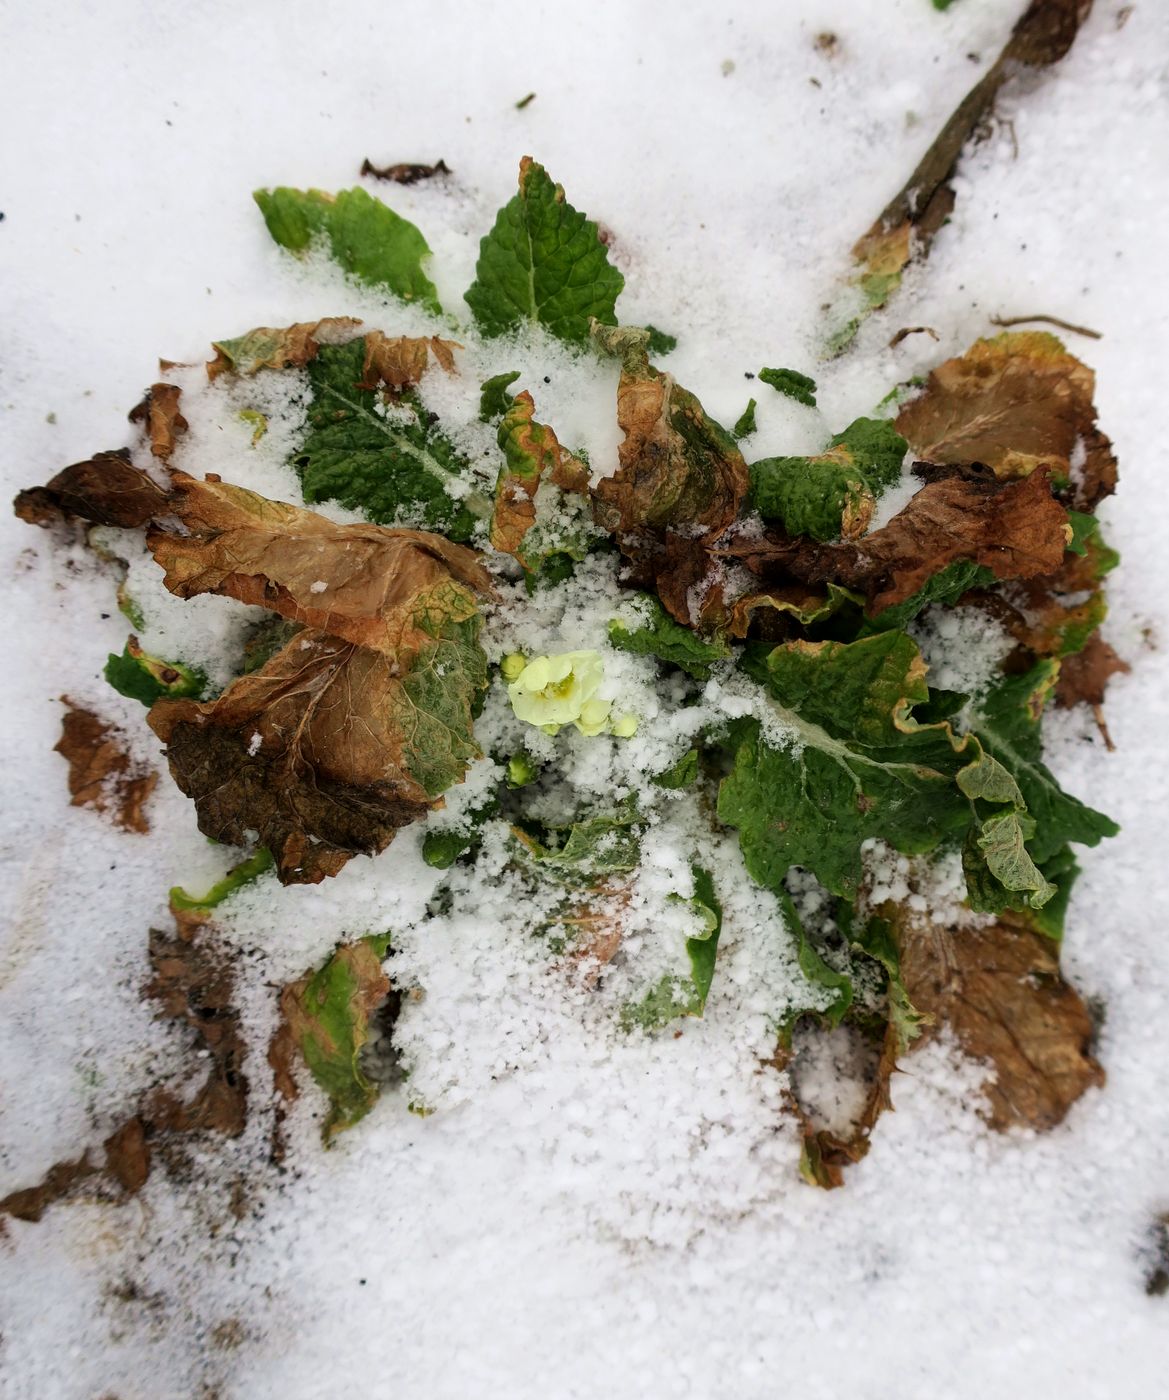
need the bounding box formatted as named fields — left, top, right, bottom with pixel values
left=508, top=650, right=607, bottom=731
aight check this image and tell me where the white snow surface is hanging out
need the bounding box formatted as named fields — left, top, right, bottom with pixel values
left=2, top=2, right=1169, bottom=1398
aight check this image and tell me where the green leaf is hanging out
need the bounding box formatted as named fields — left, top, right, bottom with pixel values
left=623, top=865, right=723, bottom=1029
left=749, top=417, right=907, bottom=542
left=785, top=891, right=854, bottom=1026
left=104, top=638, right=206, bottom=708
left=279, top=933, right=394, bottom=1142
left=652, top=749, right=699, bottom=790
left=758, top=367, right=818, bottom=407
left=862, top=559, right=997, bottom=633
left=464, top=157, right=624, bottom=345
left=645, top=326, right=678, bottom=356
left=513, top=802, right=641, bottom=879
left=479, top=371, right=520, bottom=421
left=253, top=186, right=440, bottom=311
left=717, top=633, right=973, bottom=903
left=732, top=398, right=757, bottom=440
left=608, top=593, right=732, bottom=678
left=850, top=914, right=927, bottom=1054
left=293, top=341, right=483, bottom=541
left=966, top=662, right=1119, bottom=864
left=422, top=789, right=501, bottom=870
left=395, top=615, right=490, bottom=800
left=169, top=848, right=275, bottom=911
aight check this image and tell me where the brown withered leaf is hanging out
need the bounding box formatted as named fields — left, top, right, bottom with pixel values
left=147, top=472, right=494, bottom=656
left=591, top=325, right=748, bottom=538
left=723, top=464, right=1069, bottom=617
left=895, top=331, right=1117, bottom=508
left=887, top=904, right=1104, bottom=1131
left=590, top=324, right=748, bottom=627
left=357, top=331, right=460, bottom=392
left=143, top=907, right=248, bottom=1137
left=769, top=1022, right=897, bottom=1190
left=14, top=450, right=169, bottom=529
left=55, top=699, right=157, bottom=833
left=360, top=157, right=451, bottom=184
left=148, top=633, right=441, bottom=884
left=1, top=906, right=247, bottom=1223
left=128, top=383, right=188, bottom=461
left=490, top=389, right=588, bottom=562
left=1055, top=634, right=1129, bottom=711
left=561, top=884, right=630, bottom=990
left=206, top=317, right=363, bottom=379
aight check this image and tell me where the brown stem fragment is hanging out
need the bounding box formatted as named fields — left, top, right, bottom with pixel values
left=990, top=313, right=1102, bottom=339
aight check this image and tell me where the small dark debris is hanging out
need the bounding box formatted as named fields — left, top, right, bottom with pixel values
left=360, top=158, right=451, bottom=185
left=515, top=92, right=537, bottom=110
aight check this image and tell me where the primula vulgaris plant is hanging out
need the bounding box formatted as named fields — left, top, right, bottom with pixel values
left=16, top=156, right=1123, bottom=1185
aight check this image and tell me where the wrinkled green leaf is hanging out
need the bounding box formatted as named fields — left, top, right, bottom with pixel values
left=608, top=593, right=732, bottom=678
left=645, top=326, right=678, bottom=356
left=513, top=803, right=641, bottom=878
left=623, top=866, right=722, bottom=1029
left=479, top=371, right=520, bottom=421
left=653, top=749, right=699, bottom=790
left=254, top=186, right=440, bottom=311
left=733, top=398, right=758, bottom=440
left=465, top=157, right=624, bottom=345
left=967, top=662, right=1119, bottom=865
left=293, top=341, right=483, bottom=541
left=758, top=367, right=818, bottom=407
left=749, top=417, right=907, bottom=542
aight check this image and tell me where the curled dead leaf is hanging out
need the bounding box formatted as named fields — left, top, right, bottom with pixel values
left=14, top=450, right=168, bottom=529
left=490, top=389, right=588, bottom=561
left=206, top=317, right=363, bottom=379
left=147, top=472, right=494, bottom=657
left=129, top=383, right=188, bottom=462
left=55, top=699, right=157, bottom=834
left=357, top=331, right=460, bottom=392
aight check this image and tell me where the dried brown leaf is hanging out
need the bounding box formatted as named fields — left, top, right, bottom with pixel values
left=128, top=383, right=188, bottom=461
left=895, top=332, right=1117, bottom=508
left=55, top=699, right=157, bottom=833
left=205, top=317, right=363, bottom=379
left=357, top=331, right=460, bottom=392
left=888, top=905, right=1103, bottom=1131
left=360, top=158, right=451, bottom=184
left=14, top=451, right=168, bottom=529
left=1055, top=634, right=1130, bottom=711
left=147, top=472, right=494, bottom=657
left=148, top=633, right=437, bottom=884
left=723, top=464, right=1069, bottom=617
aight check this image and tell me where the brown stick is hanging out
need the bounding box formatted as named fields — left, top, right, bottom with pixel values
left=990, top=313, right=1102, bottom=339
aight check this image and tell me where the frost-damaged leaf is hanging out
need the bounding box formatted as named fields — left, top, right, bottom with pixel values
left=3, top=903, right=250, bottom=1221
left=269, top=934, right=397, bottom=1142
left=465, top=156, right=624, bottom=345
left=358, top=331, right=460, bottom=392
left=1055, top=634, right=1129, bottom=721
left=725, top=463, right=1069, bottom=620
left=14, top=450, right=168, bottom=529
left=360, top=157, right=451, bottom=184
left=749, top=416, right=907, bottom=542
left=895, top=332, right=1117, bottom=509
left=608, top=592, right=732, bottom=678
left=55, top=699, right=157, bottom=834
left=294, top=340, right=483, bottom=541
left=105, top=636, right=206, bottom=708
left=206, top=317, right=363, bottom=379
left=622, top=867, right=723, bottom=1030
left=513, top=803, right=642, bottom=881
left=591, top=323, right=749, bottom=627
left=253, top=185, right=441, bottom=312
left=129, top=383, right=187, bottom=462
left=145, top=474, right=492, bottom=883
left=149, top=471, right=493, bottom=654
left=490, top=389, right=590, bottom=566
left=883, top=901, right=1104, bottom=1131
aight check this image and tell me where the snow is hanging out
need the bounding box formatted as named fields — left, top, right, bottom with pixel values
left=3, top=2, right=1169, bottom=1398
